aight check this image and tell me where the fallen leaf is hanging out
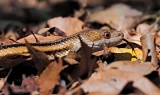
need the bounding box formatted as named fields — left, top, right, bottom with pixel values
left=5, top=31, right=17, bottom=42
left=2, top=85, right=30, bottom=95
left=58, top=85, right=68, bottom=95
left=141, top=33, right=158, bottom=66
left=64, top=58, right=79, bottom=65
left=48, top=27, right=66, bottom=37
left=25, top=40, right=50, bottom=75
left=47, top=17, right=84, bottom=36
left=126, top=23, right=157, bottom=45
left=92, top=50, right=104, bottom=56
left=87, top=92, right=116, bottom=95
left=125, top=23, right=150, bottom=44
left=80, top=69, right=160, bottom=95
left=64, top=51, right=79, bottom=65
left=156, top=32, right=160, bottom=46
left=21, top=75, right=38, bottom=92
left=87, top=3, right=142, bottom=31
left=121, top=81, right=146, bottom=95
left=105, top=61, right=157, bottom=75
left=0, top=56, right=26, bottom=70
left=37, top=28, right=50, bottom=35
left=0, top=78, right=5, bottom=90
left=0, top=31, right=13, bottom=45
left=68, top=81, right=80, bottom=91
left=71, top=37, right=97, bottom=80
left=37, top=59, right=63, bottom=95
left=38, top=27, right=67, bottom=37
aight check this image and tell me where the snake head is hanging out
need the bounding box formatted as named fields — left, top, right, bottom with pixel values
left=80, top=29, right=124, bottom=48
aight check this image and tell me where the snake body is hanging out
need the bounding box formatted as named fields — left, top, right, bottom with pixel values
left=0, top=29, right=124, bottom=58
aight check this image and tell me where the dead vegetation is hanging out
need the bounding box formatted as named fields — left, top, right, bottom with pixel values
left=0, top=0, right=160, bottom=95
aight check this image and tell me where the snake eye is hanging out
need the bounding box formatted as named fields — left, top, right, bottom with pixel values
left=104, top=32, right=111, bottom=39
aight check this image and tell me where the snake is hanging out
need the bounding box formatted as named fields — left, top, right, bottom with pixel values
left=0, top=29, right=124, bottom=58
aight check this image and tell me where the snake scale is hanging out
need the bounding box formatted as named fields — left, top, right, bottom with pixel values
left=0, top=29, right=124, bottom=58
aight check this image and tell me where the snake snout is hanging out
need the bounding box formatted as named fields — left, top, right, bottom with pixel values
left=116, top=32, right=124, bottom=38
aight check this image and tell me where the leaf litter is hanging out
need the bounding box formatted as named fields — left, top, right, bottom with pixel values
left=0, top=0, right=160, bottom=95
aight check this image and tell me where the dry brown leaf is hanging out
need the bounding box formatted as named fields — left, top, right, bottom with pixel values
left=2, top=85, right=30, bottom=95
left=92, top=44, right=111, bottom=57
left=25, top=40, right=50, bottom=75
left=64, top=51, right=80, bottom=65
left=0, top=38, right=13, bottom=46
left=126, top=23, right=157, bottom=45
left=137, top=24, right=151, bottom=37
left=37, top=28, right=50, bottom=35
left=71, top=37, right=96, bottom=80
left=0, top=31, right=13, bottom=45
left=37, top=59, right=63, bottom=95
left=64, top=58, right=79, bottom=65
left=47, top=17, right=84, bottom=36
left=156, top=32, right=160, bottom=46
left=92, top=50, right=104, bottom=56
left=48, top=27, right=66, bottom=37
left=0, top=56, right=26, bottom=70
left=125, top=18, right=158, bottom=45
left=105, top=61, right=157, bottom=75
left=80, top=69, right=160, bottom=95
left=21, top=75, right=38, bottom=92
left=87, top=92, right=116, bottom=95
left=87, top=3, right=142, bottom=31
left=127, top=23, right=150, bottom=43
left=141, top=33, right=158, bottom=66
left=0, top=78, right=5, bottom=90
left=5, top=31, right=17, bottom=41
left=157, top=52, right=160, bottom=60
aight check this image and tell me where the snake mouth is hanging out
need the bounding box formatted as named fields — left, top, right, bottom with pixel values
left=107, top=35, right=124, bottom=46
left=91, top=36, right=123, bottom=49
